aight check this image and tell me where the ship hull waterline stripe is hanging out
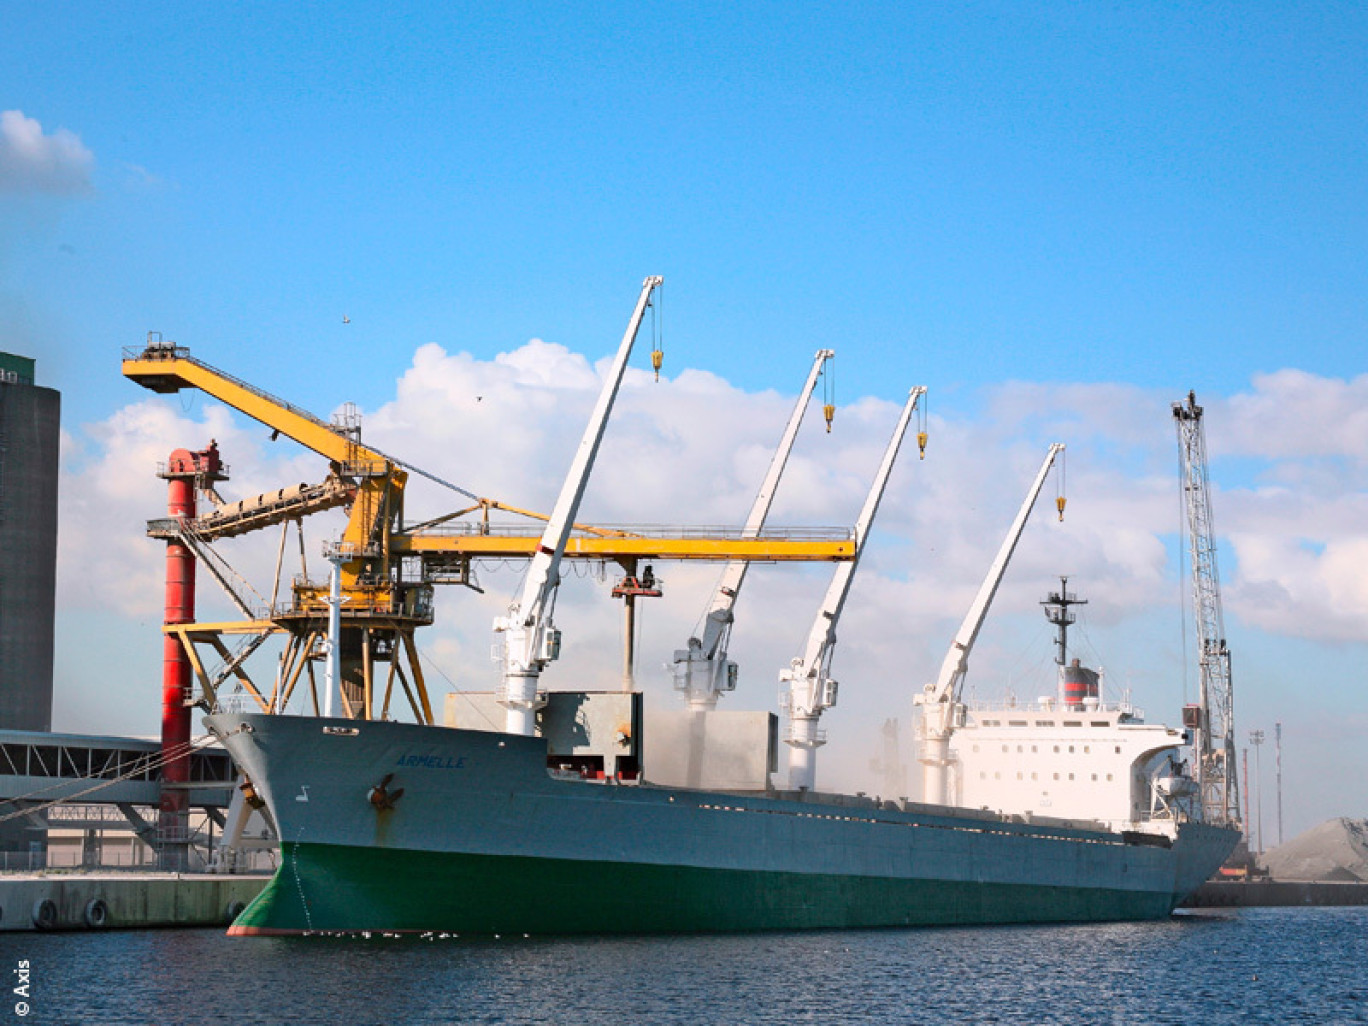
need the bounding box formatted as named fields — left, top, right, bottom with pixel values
left=228, top=840, right=1181, bottom=936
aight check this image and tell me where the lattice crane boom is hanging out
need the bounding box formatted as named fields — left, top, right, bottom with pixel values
left=1173, top=391, right=1241, bottom=828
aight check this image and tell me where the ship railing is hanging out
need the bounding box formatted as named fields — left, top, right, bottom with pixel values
left=214, top=693, right=262, bottom=715
left=962, top=699, right=1144, bottom=719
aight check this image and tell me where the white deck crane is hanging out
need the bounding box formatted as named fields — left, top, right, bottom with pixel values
left=781, top=385, right=925, bottom=791
left=495, top=276, right=664, bottom=735
left=671, top=349, right=835, bottom=710
left=915, top=443, right=1065, bottom=806
left=1173, top=391, right=1241, bottom=828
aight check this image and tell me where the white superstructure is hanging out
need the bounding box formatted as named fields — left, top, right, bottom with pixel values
left=950, top=696, right=1190, bottom=832
left=943, top=580, right=1199, bottom=836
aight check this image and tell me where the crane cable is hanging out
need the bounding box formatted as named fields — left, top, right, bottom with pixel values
left=822, top=354, right=835, bottom=432
left=650, top=282, right=664, bottom=381
left=917, top=390, right=928, bottom=459
left=1056, top=447, right=1067, bottom=521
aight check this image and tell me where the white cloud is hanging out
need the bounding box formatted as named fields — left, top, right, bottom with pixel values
left=0, top=110, right=94, bottom=195
left=1224, top=370, right=1368, bottom=464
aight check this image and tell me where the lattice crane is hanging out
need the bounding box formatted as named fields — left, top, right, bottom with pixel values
left=1173, top=392, right=1242, bottom=828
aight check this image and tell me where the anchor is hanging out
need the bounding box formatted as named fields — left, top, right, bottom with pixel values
left=367, top=773, right=404, bottom=811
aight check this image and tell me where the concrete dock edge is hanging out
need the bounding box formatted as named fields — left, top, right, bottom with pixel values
left=0, top=873, right=270, bottom=931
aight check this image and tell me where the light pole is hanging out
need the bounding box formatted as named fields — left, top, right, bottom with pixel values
left=1275, top=722, right=1283, bottom=847
left=1249, top=729, right=1265, bottom=857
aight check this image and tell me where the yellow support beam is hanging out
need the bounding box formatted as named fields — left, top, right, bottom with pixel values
left=206, top=635, right=271, bottom=712
left=392, top=535, right=855, bottom=562
left=170, top=627, right=216, bottom=707
left=123, top=350, right=392, bottom=469
left=161, top=620, right=283, bottom=636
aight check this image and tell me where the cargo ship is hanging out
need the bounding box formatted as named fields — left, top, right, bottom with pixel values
left=170, top=279, right=1238, bottom=935
left=208, top=705, right=1238, bottom=935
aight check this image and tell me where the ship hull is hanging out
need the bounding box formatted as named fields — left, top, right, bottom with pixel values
left=209, top=712, right=1238, bottom=936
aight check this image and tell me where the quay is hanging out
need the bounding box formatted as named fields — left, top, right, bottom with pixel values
left=0, top=872, right=269, bottom=931
left=1184, top=879, right=1368, bottom=908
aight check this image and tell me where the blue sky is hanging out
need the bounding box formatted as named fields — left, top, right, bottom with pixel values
left=9, top=4, right=1367, bottom=419
left=4, top=4, right=1365, bottom=838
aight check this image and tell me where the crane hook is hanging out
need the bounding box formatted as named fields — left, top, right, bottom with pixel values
left=1055, top=446, right=1066, bottom=520
left=916, top=392, right=928, bottom=458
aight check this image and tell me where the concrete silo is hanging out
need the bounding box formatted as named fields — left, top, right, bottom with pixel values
left=0, top=352, right=59, bottom=732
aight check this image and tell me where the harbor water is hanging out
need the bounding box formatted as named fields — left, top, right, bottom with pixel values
left=1, top=906, right=1363, bottom=1024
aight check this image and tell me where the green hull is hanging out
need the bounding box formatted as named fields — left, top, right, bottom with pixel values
left=230, top=840, right=1176, bottom=935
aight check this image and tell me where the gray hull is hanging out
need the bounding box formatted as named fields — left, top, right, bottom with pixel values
left=209, top=712, right=1239, bottom=935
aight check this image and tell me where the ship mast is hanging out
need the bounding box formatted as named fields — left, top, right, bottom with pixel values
left=1172, top=392, right=1241, bottom=828
left=1041, top=576, right=1086, bottom=697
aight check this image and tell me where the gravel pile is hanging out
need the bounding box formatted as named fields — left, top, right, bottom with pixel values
left=1262, top=817, right=1368, bottom=882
